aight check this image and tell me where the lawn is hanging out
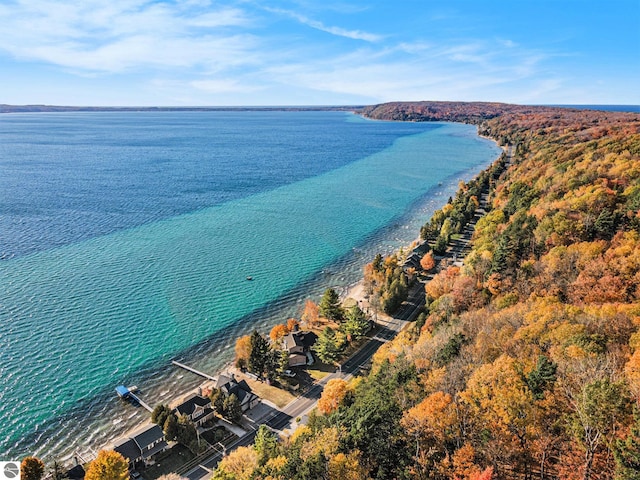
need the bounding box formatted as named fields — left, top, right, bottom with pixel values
left=142, top=444, right=195, bottom=480
left=306, top=362, right=334, bottom=381
left=235, top=371, right=296, bottom=408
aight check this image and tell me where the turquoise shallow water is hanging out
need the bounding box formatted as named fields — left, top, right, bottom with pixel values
left=0, top=112, right=500, bottom=460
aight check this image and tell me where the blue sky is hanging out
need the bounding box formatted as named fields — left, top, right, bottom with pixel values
left=0, top=0, right=638, bottom=106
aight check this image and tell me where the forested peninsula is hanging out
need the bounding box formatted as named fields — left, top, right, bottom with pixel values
left=211, top=102, right=640, bottom=480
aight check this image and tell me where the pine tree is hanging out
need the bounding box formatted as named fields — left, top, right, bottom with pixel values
left=319, top=288, right=343, bottom=321
left=249, top=330, right=271, bottom=377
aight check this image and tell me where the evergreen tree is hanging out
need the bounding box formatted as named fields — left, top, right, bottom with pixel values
left=342, top=304, right=369, bottom=341
left=615, top=406, right=640, bottom=479
left=254, top=425, right=278, bottom=465
left=526, top=355, right=558, bottom=400
left=163, top=413, right=179, bottom=441
left=319, top=288, right=343, bottom=321
left=151, top=404, right=171, bottom=427
left=594, top=208, right=616, bottom=239
left=224, top=393, right=243, bottom=423
left=210, top=387, right=226, bottom=416
left=249, top=330, right=271, bottom=377
left=315, top=327, right=345, bottom=364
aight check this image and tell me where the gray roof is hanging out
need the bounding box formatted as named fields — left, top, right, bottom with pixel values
left=131, top=424, right=165, bottom=450
left=175, top=394, right=211, bottom=417
left=113, top=438, right=141, bottom=463
left=214, top=373, right=233, bottom=389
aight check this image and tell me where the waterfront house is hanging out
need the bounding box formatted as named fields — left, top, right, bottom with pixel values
left=282, top=331, right=317, bottom=367
left=174, top=394, right=215, bottom=426
left=130, top=424, right=168, bottom=464
left=214, top=373, right=260, bottom=412
left=113, top=437, right=142, bottom=469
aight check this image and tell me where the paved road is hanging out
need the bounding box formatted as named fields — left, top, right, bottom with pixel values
left=182, top=290, right=423, bottom=479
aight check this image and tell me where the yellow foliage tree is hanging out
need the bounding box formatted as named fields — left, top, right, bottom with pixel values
left=328, top=450, right=370, bottom=480
left=318, top=378, right=351, bottom=415
left=213, top=446, right=258, bottom=480
left=84, top=450, right=128, bottom=480
left=235, top=334, right=251, bottom=366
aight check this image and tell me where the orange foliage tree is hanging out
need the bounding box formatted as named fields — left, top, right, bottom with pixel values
left=420, top=252, right=436, bottom=272
left=318, top=378, right=351, bottom=415
left=301, top=300, right=320, bottom=328
left=235, top=334, right=252, bottom=368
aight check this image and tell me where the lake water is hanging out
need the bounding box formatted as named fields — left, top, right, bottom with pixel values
left=0, top=111, right=501, bottom=461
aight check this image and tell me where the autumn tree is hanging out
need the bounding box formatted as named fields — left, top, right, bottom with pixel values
left=235, top=334, right=252, bottom=369
left=318, top=378, right=351, bottom=414
left=84, top=450, right=128, bottom=480
left=21, top=457, right=45, bottom=480
left=301, top=300, right=320, bottom=328
left=212, top=446, right=258, bottom=480
left=328, top=450, right=370, bottom=480
left=420, top=251, right=436, bottom=272
left=269, top=323, right=288, bottom=343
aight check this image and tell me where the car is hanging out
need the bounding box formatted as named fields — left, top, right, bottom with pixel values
left=283, top=369, right=296, bottom=378
left=130, top=472, right=141, bottom=479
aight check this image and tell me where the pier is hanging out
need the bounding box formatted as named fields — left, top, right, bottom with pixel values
left=171, top=360, right=217, bottom=381
left=115, top=385, right=153, bottom=412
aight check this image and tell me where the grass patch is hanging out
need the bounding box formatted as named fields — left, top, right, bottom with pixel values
left=142, top=444, right=195, bottom=480
left=235, top=371, right=295, bottom=408
left=307, top=362, right=334, bottom=381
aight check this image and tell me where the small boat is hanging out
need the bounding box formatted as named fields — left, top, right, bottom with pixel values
left=246, top=276, right=253, bottom=281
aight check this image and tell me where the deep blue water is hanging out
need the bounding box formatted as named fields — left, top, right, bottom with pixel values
left=0, top=111, right=501, bottom=461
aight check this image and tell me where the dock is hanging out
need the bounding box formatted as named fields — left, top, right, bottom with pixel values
left=171, top=360, right=217, bottom=381
left=115, top=385, right=153, bottom=412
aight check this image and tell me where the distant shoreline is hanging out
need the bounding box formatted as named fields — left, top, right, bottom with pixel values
left=0, top=105, right=365, bottom=114
left=2, top=103, right=638, bottom=115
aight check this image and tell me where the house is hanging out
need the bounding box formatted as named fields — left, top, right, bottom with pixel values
left=130, top=424, right=168, bottom=464
left=282, top=331, right=318, bottom=367
left=112, top=423, right=167, bottom=469
left=174, top=394, right=215, bottom=426
left=113, top=437, right=142, bottom=469
left=214, top=373, right=260, bottom=412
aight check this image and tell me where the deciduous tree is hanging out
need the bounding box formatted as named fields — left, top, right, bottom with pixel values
left=318, top=378, right=351, bottom=414
left=84, top=450, right=128, bottom=480
left=21, top=457, right=45, bottom=480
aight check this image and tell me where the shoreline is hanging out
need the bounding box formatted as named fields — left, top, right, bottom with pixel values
left=10, top=125, right=502, bottom=465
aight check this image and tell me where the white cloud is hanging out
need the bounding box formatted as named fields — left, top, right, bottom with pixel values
left=0, top=0, right=256, bottom=73
left=263, top=7, right=383, bottom=42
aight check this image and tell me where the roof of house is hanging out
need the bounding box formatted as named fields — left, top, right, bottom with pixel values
left=230, top=380, right=257, bottom=405
left=284, top=331, right=317, bottom=350
left=214, top=373, right=234, bottom=389
left=113, top=437, right=142, bottom=463
left=174, top=394, right=211, bottom=417
left=140, top=439, right=169, bottom=459
left=65, top=465, right=85, bottom=480
left=131, top=424, right=165, bottom=450
left=284, top=332, right=304, bottom=350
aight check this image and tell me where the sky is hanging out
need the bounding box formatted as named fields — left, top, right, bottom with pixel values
left=0, top=0, right=638, bottom=106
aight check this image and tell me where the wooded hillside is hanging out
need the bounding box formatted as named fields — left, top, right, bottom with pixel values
left=213, top=103, right=640, bottom=480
